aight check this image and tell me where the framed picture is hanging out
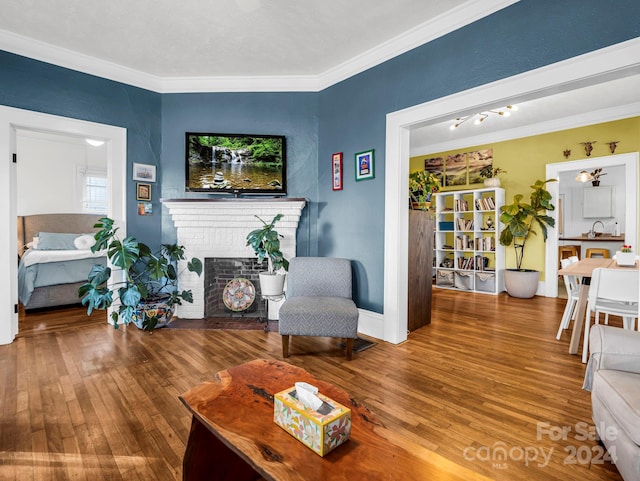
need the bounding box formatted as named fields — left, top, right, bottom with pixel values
left=332, top=152, right=343, bottom=190
left=137, top=202, right=153, bottom=216
left=133, top=162, right=156, bottom=182
left=355, top=149, right=374, bottom=181
left=136, top=182, right=151, bottom=201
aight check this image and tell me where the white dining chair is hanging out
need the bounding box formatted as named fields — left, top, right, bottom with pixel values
left=582, top=267, right=640, bottom=363
left=556, top=257, right=581, bottom=340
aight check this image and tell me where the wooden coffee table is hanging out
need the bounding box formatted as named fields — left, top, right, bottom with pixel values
left=179, top=359, right=493, bottom=481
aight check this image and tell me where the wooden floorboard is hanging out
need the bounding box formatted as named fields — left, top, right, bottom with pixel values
left=1, top=291, right=623, bottom=480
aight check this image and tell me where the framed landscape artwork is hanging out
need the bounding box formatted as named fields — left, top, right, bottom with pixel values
left=467, top=149, right=493, bottom=184
left=133, top=163, right=156, bottom=182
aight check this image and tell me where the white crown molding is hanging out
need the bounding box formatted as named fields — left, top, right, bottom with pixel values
left=316, top=0, right=519, bottom=91
left=410, top=101, right=640, bottom=156
left=0, top=29, right=165, bottom=92
left=158, top=74, right=323, bottom=93
left=0, top=0, right=517, bottom=93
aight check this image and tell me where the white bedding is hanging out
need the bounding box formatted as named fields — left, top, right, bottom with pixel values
left=21, top=248, right=107, bottom=267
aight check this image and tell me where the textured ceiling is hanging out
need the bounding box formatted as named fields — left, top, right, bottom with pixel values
left=0, top=0, right=471, bottom=78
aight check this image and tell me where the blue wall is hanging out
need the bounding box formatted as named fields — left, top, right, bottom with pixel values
left=2, top=0, right=639, bottom=314
left=159, top=92, right=319, bottom=253
left=317, top=0, right=640, bottom=311
left=0, top=51, right=163, bottom=248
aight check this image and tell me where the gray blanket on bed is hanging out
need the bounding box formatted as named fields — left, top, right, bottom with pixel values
left=18, top=253, right=107, bottom=306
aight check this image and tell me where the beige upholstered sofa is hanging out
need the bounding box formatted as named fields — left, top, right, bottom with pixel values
left=583, top=324, right=640, bottom=481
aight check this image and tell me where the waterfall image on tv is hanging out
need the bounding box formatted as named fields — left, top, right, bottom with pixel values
left=185, top=132, right=286, bottom=195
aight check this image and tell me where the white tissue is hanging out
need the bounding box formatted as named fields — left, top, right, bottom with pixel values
left=295, top=382, right=323, bottom=411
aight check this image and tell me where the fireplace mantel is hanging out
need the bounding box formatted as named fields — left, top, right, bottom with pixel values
left=162, top=198, right=307, bottom=319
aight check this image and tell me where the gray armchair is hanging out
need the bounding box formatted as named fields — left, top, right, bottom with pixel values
left=583, top=324, right=640, bottom=481
left=278, top=257, right=359, bottom=360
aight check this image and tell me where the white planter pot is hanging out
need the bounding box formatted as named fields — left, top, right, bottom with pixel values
left=504, top=269, right=540, bottom=298
left=483, top=177, right=501, bottom=188
left=615, top=252, right=637, bottom=267
left=259, top=272, right=286, bottom=296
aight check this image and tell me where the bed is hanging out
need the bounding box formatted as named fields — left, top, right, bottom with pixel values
left=17, top=213, right=107, bottom=310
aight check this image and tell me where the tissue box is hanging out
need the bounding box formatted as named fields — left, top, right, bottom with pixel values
left=274, top=387, right=351, bottom=456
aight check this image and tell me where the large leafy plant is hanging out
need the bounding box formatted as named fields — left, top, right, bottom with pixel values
left=499, top=179, right=556, bottom=270
left=245, top=214, right=288, bottom=274
left=409, top=170, right=441, bottom=210
left=79, top=217, right=202, bottom=331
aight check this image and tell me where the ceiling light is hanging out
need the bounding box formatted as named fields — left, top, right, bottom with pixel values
left=575, top=170, right=593, bottom=182
left=449, top=105, right=517, bottom=130
left=86, top=139, right=104, bottom=147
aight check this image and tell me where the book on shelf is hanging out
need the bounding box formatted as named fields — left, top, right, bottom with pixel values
left=456, top=218, right=474, bottom=231
left=474, top=196, right=495, bottom=211
left=454, top=199, right=469, bottom=212
left=455, top=235, right=474, bottom=250
left=474, top=236, right=495, bottom=251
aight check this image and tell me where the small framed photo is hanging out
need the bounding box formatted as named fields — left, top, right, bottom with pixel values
left=136, top=183, right=151, bottom=201
left=332, top=152, right=343, bottom=190
left=355, top=149, right=374, bottom=181
left=137, top=202, right=153, bottom=216
left=133, top=162, right=156, bottom=182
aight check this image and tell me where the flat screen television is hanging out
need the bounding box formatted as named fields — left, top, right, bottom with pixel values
left=185, top=132, right=287, bottom=196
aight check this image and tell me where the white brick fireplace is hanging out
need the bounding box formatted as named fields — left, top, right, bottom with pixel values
left=162, top=198, right=306, bottom=319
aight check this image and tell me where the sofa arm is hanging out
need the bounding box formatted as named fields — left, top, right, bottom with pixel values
left=583, top=324, right=640, bottom=390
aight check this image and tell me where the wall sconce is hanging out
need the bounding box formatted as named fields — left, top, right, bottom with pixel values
left=575, top=170, right=592, bottom=182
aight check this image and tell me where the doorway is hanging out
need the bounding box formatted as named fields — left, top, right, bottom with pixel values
left=545, top=153, right=639, bottom=297
left=382, top=39, right=640, bottom=345
left=0, top=106, right=127, bottom=344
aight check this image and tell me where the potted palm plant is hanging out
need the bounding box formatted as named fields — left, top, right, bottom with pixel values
left=409, top=170, right=441, bottom=210
left=246, top=213, right=289, bottom=296
left=499, top=179, right=556, bottom=298
left=79, top=217, right=203, bottom=331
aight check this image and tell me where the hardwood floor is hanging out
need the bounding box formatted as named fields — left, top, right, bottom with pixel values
left=1, top=291, right=623, bottom=481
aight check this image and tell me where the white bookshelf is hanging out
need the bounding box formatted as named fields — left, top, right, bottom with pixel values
left=433, top=187, right=505, bottom=294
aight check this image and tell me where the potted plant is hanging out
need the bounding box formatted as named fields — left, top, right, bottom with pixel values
left=590, top=168, right=607, bottom=186
left=79, top=217, right=203, bottom=331
left=499, top=179, right=556, bottom=298
left=246, top=213, right=289, bottom=296
left=479, top=166, right=507, bottom=188
left=409, top=170, right=441, bottom=210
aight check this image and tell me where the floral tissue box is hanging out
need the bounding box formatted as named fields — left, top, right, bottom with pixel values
left=274, top=387, right=351, bottom=456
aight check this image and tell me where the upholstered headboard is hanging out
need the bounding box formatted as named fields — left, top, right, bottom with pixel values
left=18, top=213, right=104, bottom=257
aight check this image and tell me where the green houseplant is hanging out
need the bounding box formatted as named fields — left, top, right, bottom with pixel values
left=409, top=170, right=441, bottom=210
left=79, top=217, right=203, bottom=331
left=246, top=213, right=288, bottom=296
left=479, top=166, right=507, bottom=187
left=499, top=179, right=556, bottom=298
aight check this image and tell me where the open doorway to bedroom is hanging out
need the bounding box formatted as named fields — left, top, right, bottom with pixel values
left=16, top=129, right=110, bottom=333
left=0, top=106, right=127, bottom=344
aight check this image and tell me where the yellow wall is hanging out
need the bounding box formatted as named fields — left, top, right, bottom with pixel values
left=410, top=116, right=640, bottom=277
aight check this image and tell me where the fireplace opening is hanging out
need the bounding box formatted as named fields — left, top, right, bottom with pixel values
left=204, top=257, right=268, bottom=319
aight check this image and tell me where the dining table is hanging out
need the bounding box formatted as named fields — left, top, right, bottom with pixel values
left=558, top=257, right=639, bottom=356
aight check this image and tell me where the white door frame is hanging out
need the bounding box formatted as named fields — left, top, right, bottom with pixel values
left=544, top=153, right=639, bottom=297
left=383, top=38, right=640, bottom=344
left=0, top=106, right=127, bottom=344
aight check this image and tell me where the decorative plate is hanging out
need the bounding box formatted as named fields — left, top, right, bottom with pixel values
left=222, top=277, right=256, bottom=312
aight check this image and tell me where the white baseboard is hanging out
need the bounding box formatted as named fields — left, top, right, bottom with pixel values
left=357, top=308, right=385, bottom=341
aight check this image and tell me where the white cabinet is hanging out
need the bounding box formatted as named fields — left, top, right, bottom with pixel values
left=583, top=186, right=615, bottom=218
left=433, top=187, right=505, bottom=294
